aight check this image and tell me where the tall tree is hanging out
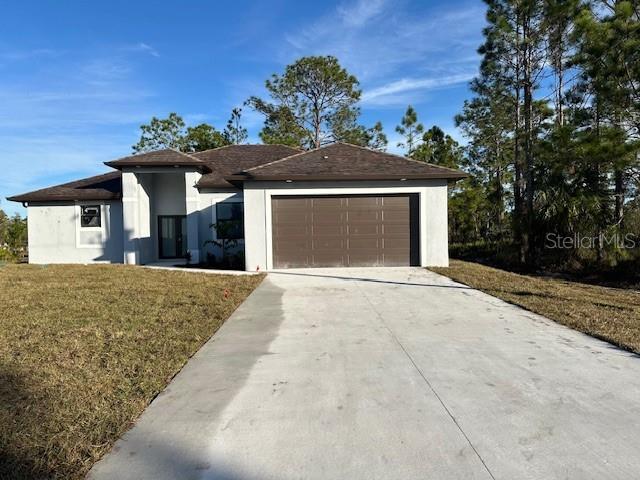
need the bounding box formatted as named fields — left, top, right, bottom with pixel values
left=329, top=106, right=388, bottom=150
left=257, top=105, right=307, bottom=147
left=545, top=0, right=580, bottom=127
left=456, top=78, right=514, bottom=238
left=185, top=124, right=229, bottom=151
left=133, top=113, right=229, bottom=153
left=395, top=105, right=424, bottom=156
left=412, top=126, right=463, bottom=168
left=132, top=113, right=187, bottom=153
left=0, top=209, right=8, bottom=246
left=574, top=0, right=640, bottom=226
left=223, top=107, right=248, bottom=145
left=0, top=210, right=27, bottom=260
left=477, top=0, right=549, bottom=264
left=247, top=56, right=362, bottom=149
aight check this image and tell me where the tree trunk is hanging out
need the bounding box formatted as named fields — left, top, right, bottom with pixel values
left=522, top=14, right=535, bottom=268
left=594, top=101, right=604, bottom=263
left=614, top=169, right=624, bottom=225
left=495, top=139, right=504, bottom=237
left=513, top=14, right=527, bottom=265
left=313, top=100, right=321, bottom=149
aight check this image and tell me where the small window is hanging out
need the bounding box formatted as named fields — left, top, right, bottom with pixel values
left=216, top=203, right=243, bottom=239
left=80, top=205, right=101, bottom=228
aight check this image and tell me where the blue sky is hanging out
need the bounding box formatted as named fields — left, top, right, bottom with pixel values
left=0, top=0, right=486, bottom=216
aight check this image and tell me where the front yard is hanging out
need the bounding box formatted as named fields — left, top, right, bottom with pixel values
left=0, top=264, right=264, bottom=480
left=432, top=260, right=640, bottom=354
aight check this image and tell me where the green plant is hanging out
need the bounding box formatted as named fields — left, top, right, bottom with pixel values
left=204, top=220, right=241, bottom=267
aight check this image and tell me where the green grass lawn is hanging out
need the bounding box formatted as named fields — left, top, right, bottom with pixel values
left=432, top=260, right=640, bottom=354
left=0, top=264, right=264, bottom=480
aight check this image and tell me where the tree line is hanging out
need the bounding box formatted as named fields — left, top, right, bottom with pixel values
left=0, top=209, right=27, bottom=261
left=452, top=0, right=639, bottom=271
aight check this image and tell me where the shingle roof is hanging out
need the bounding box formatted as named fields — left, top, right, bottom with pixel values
left=105, top=148, right=211, bottom=172
left=6, top=145, right=300, bottom=203
left=7, top=171, right=122, bottom=203
left=7, top=143, right=467, bottom=204
left=228, top=142, right=468, bottom=182
left=193, top=144, right=301, bottom=188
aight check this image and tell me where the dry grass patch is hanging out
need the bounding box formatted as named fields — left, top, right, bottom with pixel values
left=0, top=264, right=264, bottom=480
left=432, top=260, right=640, bottom=354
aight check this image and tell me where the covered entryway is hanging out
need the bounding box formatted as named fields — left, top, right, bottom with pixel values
left=271, top=194, right=419, bottom=268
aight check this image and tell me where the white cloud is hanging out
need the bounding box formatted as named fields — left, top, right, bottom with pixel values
left=283, top=0, right=484, bottom=81
left=361, top=73, right=477, bottom=106
left=123, top=42, right=160, bottom=58
left=0, top=48, right=60, bottom=62
left=337, top=0, right=389, bottom=27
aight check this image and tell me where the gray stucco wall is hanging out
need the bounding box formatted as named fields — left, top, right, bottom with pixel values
left=27, top=201, right=123, bottom=264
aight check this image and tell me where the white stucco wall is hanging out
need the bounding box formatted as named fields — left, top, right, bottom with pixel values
left=153, top=173, right=186, bottom=216
left=27, top=201, right=123, bottom=264
left=137, top=173, right=154, bottom=264
left=122, top=171, right=154, bottom=264
left=198, top=189, right=244, bottom=262
left=184, top=171, right=201, bottom=263
left=242, top=180, right=449, bottom=271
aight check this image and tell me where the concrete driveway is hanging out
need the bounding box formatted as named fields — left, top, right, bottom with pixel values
left=88, top=268, right=640, bottom=480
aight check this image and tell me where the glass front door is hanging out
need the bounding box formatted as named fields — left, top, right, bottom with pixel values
left=158, top=215, right=187, bottom=259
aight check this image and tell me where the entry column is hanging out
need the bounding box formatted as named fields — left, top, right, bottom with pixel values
left=184, top=171, right=201, bottom=264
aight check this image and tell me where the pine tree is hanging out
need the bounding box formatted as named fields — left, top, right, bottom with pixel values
left=395, top=106, right=424, bottom=156
left=224, top=108, right=248, bottom=145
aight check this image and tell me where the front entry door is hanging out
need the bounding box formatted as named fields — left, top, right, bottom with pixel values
left=158, top=215, right=187, bottom=259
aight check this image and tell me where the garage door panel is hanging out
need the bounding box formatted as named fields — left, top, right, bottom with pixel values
left=350, top=196, right=382, bottom=207
left=312, top=197, right=343, bottom=208
left=272, top=200, right=310, bottom=213
left=348, top=211, right=380, bottom=224
left=384, top=223, right=411, bottom=236
left=382, top=211, right=409, bottom=226
left=274, top=224, right=310, bottom=235
left=349, top=237, right=380, bottom=249
left=313, top=238, right=345, bottom=250
left=275, top=238, right=311, bottom=248
left=312, top=253, right=347, bottom=267
left=349, top=225, right=380, bottom=236
left=382, top=196, right=409, bottom=207
left=272, top=195, right=417, bottom=268
left=349, top=256, right=382, bottom=267
left=382, top=254, right=410, bottom=266
left=312, top=225, right=344, bottom=236
left=313, top=214, right=345, bottom=225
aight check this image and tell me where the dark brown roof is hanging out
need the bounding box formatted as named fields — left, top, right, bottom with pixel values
left=193, top=144, right=301, bottom=188
left=105, top=148, right=212, bottom=173
left=7, top=145, right=300, bottom=203
left=228, top=142, right=468, bottom=182
left=7, top=171, right=122, bottom=203
left=7, top=144, right=466, bottom=204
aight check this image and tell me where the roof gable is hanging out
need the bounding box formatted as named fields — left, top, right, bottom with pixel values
left=193, top=144, right=301, bottom=188
left=7, top=172, right=122, bottom=203
left=105, top=149, right=211, bottom=172
left=230, top=142, right=467, bottom=181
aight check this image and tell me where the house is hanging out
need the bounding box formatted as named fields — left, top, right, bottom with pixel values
left=7, top=143, right=467, bottom=270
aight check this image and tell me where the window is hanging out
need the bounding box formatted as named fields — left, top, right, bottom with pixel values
left=80, top=205, right=101, bottom=228
left=216, top=203, right=243, bottom=239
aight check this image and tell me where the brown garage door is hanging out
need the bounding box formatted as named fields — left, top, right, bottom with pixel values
left=272, top=194, right=419, bottom=268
